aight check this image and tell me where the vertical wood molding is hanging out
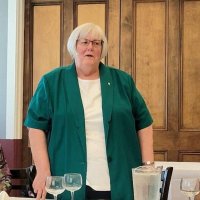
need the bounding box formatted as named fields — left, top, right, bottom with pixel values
left=120, top=0, right=132, bottom=74
left=63, top=0, right=73, bottom=65
left=107, top=0, right=120, bottom=67
left=167, top=0, right=179, bottom=132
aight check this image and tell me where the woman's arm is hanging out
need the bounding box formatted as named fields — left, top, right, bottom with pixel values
left=28, top=128, right=51, bottom=200
left=138, top=125, right=154, bottom=163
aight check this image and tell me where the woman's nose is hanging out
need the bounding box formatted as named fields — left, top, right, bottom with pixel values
left=87, top=41, right=94, bottom=48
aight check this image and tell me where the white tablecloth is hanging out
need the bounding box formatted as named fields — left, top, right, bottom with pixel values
left=10, top=198, right=35, bottom=200
left=155, top=161, right=200, bottom=200
left=9, top=198, right=51, bottom=200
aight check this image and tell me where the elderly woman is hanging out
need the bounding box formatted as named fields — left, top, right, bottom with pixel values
left=0, top=144, right=11, bottom=193
left=24, top=23, right=154, bottom=200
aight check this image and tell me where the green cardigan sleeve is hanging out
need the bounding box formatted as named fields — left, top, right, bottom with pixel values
left=129, top=76, right=153, bottom=131
left=24, top=77, right=51, bottom=131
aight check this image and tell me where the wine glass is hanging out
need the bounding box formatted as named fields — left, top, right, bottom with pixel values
left=62, top=173, right=82, bottom=200
left=180, top=178, right=200, bottom=200
left=45, top=176, right=65, bottom=200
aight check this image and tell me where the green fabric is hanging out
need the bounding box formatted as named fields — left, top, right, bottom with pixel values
left=24, top=62, right=153, bottom=200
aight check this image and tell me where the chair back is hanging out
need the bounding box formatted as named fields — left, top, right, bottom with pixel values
left=10, top=165, right=36, bottom=197
left=160, top=167, right=173, bottom=200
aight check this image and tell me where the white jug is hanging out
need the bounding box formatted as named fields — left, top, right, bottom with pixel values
left=132, top=165, right=163, bottom=200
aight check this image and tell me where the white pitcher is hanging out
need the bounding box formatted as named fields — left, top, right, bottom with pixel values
left=132, top=165, right=163, bottom=200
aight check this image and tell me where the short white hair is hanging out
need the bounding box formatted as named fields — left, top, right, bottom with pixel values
left=67, top=23, right=108, bottom=60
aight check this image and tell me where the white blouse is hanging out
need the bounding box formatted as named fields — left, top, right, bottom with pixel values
left=78, top=78, right=110, bottom=191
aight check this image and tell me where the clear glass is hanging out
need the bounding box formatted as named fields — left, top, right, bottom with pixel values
left=133, top=165, right=162, bottom=200
left=180, top=178, right=200, bottom=200
left=62, top=173, right=82, bottom=200
left=45, top=176, right=65, bottom=200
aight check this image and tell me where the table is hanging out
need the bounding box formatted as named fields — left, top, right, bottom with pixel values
left=10, top=198, right=36, bottom=200
left=10, top=198, right=51, bottom=200
left=9, top=197, right=52, bottom=200
left=155, top=161, right=200, bottom=200
left=0, top=190, right=50, bottom=200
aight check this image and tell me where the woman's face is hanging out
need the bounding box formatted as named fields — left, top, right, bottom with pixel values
left=75, top=34, right=103, bottom=69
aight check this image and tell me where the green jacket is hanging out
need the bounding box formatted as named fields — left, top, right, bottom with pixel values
left=24, top=62, right=153, bottom=200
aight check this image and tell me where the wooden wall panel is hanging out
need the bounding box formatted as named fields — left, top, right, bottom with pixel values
left=181, top=1, right=200, bottom=130
left=134, top=2, right=167, bottom=130
left=107, top=0, right=120, bottom=68
left=33, top=5, right=61, bottom=91
left=178, top=151, right=200, bottom=162
left=120, top=0, right=132, bottom=74
left=77, top=4, right=105, bottom=31
left=154, top=151, right=168, bottom=161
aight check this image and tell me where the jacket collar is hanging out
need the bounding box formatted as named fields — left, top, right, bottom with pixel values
left=99, top=62, right=113, bottom=143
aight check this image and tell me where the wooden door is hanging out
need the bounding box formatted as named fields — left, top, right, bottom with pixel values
left=119, top=0, right=200, bottom=162
left=23, top=0, right=200, bottom=166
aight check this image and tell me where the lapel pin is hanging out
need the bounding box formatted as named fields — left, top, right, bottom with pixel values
left=108, top=82, right=111, bottom=86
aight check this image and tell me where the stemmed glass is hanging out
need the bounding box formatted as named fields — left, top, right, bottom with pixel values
left=45, top=176, right=65, bottom=200
left=180, top=178, right=200, bottom=200
left=62, top=173, right=82, bottom=200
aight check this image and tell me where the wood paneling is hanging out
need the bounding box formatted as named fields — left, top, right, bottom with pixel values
left=181, top=1, right=200, bottom=130
left=120, top=0, right=132, bottom=74
left=178, top=151, right=200, bottom=162
left=107, top=0, right=120, bottom=67
left=134, top=2, right=167, bottom=130
left=33, top=5, right=61, bottom=91
left=154, top=151, right=168, bottom=161
left=77, top=4, right=105, bottom=29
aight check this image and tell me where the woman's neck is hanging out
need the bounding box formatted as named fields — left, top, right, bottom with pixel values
left=76, top=64, right=99, bottom=80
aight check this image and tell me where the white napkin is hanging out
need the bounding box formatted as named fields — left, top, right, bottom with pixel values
left=0, top=191, right=9, bottom=200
